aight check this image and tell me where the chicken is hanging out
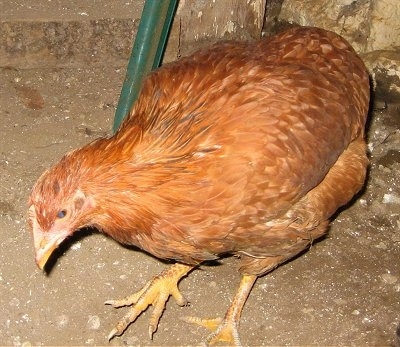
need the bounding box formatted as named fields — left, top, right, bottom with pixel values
left=28, top=26, right=370, bottom=345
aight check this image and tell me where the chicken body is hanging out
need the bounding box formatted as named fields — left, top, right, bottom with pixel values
left=29, top=26, right=369, bottom=344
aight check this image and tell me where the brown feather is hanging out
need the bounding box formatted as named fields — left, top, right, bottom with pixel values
left=29, top=26, right=369, bottom=275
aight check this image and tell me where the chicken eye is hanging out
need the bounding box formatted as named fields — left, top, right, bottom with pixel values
left=57, top=210, right=67, bottom=219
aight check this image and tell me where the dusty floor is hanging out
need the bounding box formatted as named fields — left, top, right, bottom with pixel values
left=0, top=62, right=399, bottom=347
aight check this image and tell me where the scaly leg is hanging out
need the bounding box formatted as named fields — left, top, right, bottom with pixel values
left=106, top=263, right=193, bottom=340
left=184, top=274, right=257, bottom=346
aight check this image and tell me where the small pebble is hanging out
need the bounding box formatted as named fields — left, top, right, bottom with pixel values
left=87, top=315, right=101, bottom=330
left=381, top=273, right=398, bottom=285
left=21, top=313, right=30, bottom=322
left=375, top=242, right=387, bottom=250
left=382, top=193, right=400, bottom=204
left=56, top=314, right=69, bottom=329
left=71, top=242, right=81, bottom=250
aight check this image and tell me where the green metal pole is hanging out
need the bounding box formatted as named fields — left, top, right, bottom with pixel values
left=151, top=0, right=177, bottom=70
left=113, top=0, right=178, bottom=132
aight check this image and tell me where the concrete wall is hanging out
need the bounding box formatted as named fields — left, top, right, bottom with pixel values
left=275, top=0, right=400, bottom=101
left=0, top=0, right=266, bottom=69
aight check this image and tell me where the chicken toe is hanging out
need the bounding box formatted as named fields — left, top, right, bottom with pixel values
left=184, top=274, right=257, bottom=346
left=106, top=263, right=193, bottom=340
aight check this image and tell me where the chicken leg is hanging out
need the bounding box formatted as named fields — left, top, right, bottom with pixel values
left=106, top=263, right=193, bottom=340
left=184, top=274, right=257, bottom=346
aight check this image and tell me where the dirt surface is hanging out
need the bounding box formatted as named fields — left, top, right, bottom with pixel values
left=0, top=62, right=399, bottom=347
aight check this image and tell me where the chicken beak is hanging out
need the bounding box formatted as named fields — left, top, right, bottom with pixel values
left=33, top=228, right=69, bottom=270
left=29, top=205, right=70, bottom=270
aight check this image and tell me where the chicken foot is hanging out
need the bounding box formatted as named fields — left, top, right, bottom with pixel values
left=184, top=274, right=257, bottom=346
left=106, top=263, right=193, bottom=340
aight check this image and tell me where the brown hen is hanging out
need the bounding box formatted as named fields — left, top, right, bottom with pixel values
left=29, top=26, right=370, bottom=345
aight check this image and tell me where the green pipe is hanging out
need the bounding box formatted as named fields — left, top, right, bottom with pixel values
left=152, top=0, right=178, bottom=70
left=113, top=0, right=178, bottom=132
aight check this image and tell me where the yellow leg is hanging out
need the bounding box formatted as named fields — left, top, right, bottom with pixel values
left=184, top=274, right=257, bottom=346
left=106, top=263, right=193, bottom=340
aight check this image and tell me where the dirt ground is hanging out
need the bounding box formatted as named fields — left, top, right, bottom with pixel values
left=0, top=61, right=399, bottom=346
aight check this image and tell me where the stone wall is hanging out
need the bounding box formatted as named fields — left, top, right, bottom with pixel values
left=1, top=0, right=398, bottom=102
left=0, top=0, right=266, bottom=69
left=275, top=0, right=400, bottom=102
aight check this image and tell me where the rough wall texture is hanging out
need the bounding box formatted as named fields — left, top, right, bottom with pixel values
left=367, top=0, right=400, bottom=52
left=164, top=0, right=266, bottom=61
left=0, top=0, right=266, bottom=69
left=0, top=19, right=139, bottom=68
left=278, top=0, right=399, bottom=53
left=277, top=0, right=400, bottom=102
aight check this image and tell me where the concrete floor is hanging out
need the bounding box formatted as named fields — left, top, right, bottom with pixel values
left=0, top=59, right=399, bottom=347
left=0, top=2, right=399, bottom=346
